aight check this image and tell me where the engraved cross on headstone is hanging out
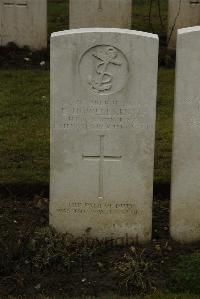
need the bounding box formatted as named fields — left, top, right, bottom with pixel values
left=98, top=0, right=103, bottom=10
left=82, top=135, right=122, bottom=199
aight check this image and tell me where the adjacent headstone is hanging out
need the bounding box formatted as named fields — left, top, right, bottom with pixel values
left=171, top=27, right=200, bottom=243
left=69, top=0, right=132, bottom=29
left=168, top=0, right=200, bottom=49
left=0, top=0, right=47, bottom=50
left=50, top=28, right=158, bottom=243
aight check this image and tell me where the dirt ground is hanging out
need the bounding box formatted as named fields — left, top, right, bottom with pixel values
left=0, top=185, right=199, bottom=297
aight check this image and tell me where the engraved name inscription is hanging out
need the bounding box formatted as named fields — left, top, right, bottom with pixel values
left=61, top=99, right=152, bottom=130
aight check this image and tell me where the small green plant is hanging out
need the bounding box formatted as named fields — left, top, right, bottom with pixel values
left=169, top=251, right=200, bottom=294
left=28, top=226, right=75, bottom=271
left=114, top=247, right=154, bottom=294
left=28, top=226, right=105, bottom=272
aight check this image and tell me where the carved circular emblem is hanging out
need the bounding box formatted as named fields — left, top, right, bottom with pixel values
left=79, top=45, right=129, bottom=95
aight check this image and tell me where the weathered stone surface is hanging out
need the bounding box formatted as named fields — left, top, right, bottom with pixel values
left=50, top=28, right=158, bottom=243
left=0, top=0, right=47, bottom=50
left=168, top=0, right=200, bottom=49
left=171, top=27, right=200, bottom=243
left=69, top=0, right=132, bottom=29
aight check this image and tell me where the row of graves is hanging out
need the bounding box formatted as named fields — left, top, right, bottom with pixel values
left=0, top=0, right=200, bottom=49
left=1, top=0, right=200, bottom=244
left=50, top=1, right=200, bottom=244
left=50, top=26, right=200, bottom=244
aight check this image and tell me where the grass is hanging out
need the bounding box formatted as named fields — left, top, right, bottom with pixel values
left=0, top=66, right=174, bottom=187
left=0, top=70, right=49, bottom=186
left=155, top=68, right=174, bottom=184
left=48, top=0, right=69, bottom=37
left=169, top=252, right=200, bottom=294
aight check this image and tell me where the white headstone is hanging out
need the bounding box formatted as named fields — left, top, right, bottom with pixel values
left=69, top=0, right=132, bottom=29
left=168, top=0, right=200, bottom=49
left=0, top=0, right=47, bottom=50
left=50, top=28, right=158, bottom=244
left=171, top=27, right=200, bottom=243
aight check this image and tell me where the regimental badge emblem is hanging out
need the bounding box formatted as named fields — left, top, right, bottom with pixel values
left=79, top=45, right=129, bottom=95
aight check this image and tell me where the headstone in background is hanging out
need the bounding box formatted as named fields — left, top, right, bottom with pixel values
left=168, top=0, right=200, bottom=49
left=69, top=0, right=132, bottom=29
left=171, top=27, right=200, bottom=243
left=50, top=28, right=158, bottom=243
left=0, top=0, right=47, bottom=50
